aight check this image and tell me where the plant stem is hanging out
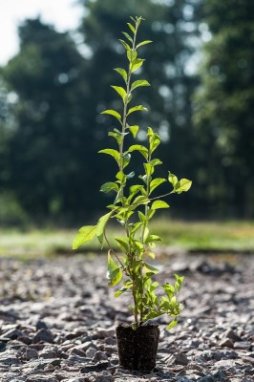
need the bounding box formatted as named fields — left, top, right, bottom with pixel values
left=150, top=191, right=173, bottom=201
left=119, top=20, right=140, bottom=327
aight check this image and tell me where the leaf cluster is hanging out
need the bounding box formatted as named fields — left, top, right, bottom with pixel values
left=73, top=16, right=192, bottom=329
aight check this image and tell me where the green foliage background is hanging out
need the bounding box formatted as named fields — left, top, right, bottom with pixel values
left=0, top=0, right=253, bottom=225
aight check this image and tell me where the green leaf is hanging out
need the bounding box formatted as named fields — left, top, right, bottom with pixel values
left=144, top=263, right=159, bottom=274
left=122, top=31, right=133, bottom=43
left=114, top=289, right=125, bottom=297
left=101, top=109, right=121, bottom=122
left=130, top=221, right=142, bottom=234
left=131, top=80, right=150, bottom=92
left=131, top=58, right=144, bottom=73
left=150, top=178, right=166, bottom=193
left=127, top=22, right=135, bottom=34
left=108, top=130, right=123, bottom=146
left=107, top=251, right=122, bottom=287
left=114, top=67, right=127, bottom=82
left=72, top=225, right=97, bottom=250
left=168, top=172, right=178, bottom=187
left=147, top=127, right=160, bottom=153
left=151, top=158, right=163, bottom=167
left=136, top=40, right=153, bottom=49
left=130, top=184, right=145, bottom=194
left=144, top=162, right=154, bottom=176
left=127, top=105, right=148, bottom=116
left=146, top=251, right=155, bottom=259
left=175, top=178, right=192, bottom=193
left=138, top=210, right=146, bottom=223
left=151, top=137, right=160, bottom=153
left=167, top=320, right=178, bottom=331
left=111, top=86, right=127, bottom=102
left=100, top=182, right=119, bottom=193
left=146, top=234, right=161, bottom=244
left=126, top=171, right=135, bottom=179
left=129, top=125, right=140, bottom=138
left=163, top=283, right=175, bottom=298
left=132, top=195, right=149, bottom=208
left=114, top=280, right=133, bottom=297
left=174, top=273, right=184, bottom=292
left=127, top=49, right=137, bottom=62
left=115, top=237, right=129, bottom=252
left=98, top=149, right=120, bottom=165
left=128, top=144, right=148, bottom=159
left=116, top=171, right=125, bottom=182
left=96, top=212, right=112, bottom=244
left=151, top=200, right=170, bottom=210
left=119, top=39, right=131, bottom=50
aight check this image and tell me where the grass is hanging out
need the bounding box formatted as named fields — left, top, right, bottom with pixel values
left=0, top=219, right=254, bottom=259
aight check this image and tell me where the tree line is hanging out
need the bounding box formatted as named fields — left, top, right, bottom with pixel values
left=0, top=0, right=253, bottom=225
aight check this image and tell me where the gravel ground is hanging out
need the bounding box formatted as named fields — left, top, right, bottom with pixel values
left=0, top=252, right=253, bottom=382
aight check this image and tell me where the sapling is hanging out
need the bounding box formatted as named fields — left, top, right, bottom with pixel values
left=73, top=16, right=191, bottom=331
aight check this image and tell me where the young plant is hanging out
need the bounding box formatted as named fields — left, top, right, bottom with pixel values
left=73, top=16, right=192, bottom=330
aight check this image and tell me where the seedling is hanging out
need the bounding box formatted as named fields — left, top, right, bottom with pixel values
left=73, top=16, right=191, bottom=330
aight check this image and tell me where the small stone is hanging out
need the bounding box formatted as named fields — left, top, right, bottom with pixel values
left=35, top=320, right=48, bottom=331
left=234, top=341, right=252, bottom=350
left=94, top=374, right=113, bottom=382
left=33, top=329, right=54, bottom=343
left=18, top=335, right=32, bottom=345
left=4, top=328, right=23, bottom=340
left=97, top=328, right=115, bottom=339
left=26, top=347, right=39, bottom=360
left=219, top=338, right=234, bottom=348
left=225, top=329, right=241, bottom=342
left=104, top=337, right=115, bottom=345
left=241, top=355, right=254, bottom=365
left=0, top=355, right=20, bottom=366
left=67, top=354, right=88, bottom=365
left=39, top=346, right=62, bottom=359
left=93, top=350, right=108, bottom=362
left=81, top=360, right=109, bottom=372
left=86, top=346, right=97, bottom=358
left=65, top=328, right=88, bottom=340
left=70, top=347, right=86, bottom=357
left=26, top=376, right=58, bottom=382
left=174, top=352, right=189, bottom=366
left=198, top=376, right=215, bottom=382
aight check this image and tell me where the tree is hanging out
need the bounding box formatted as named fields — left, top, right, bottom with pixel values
left=194, top=0, right=254, bottom=217
left=3, top=18, right=101, bottom=222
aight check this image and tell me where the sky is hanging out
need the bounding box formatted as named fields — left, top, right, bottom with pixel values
left=0, top=0, right=82, bottom=65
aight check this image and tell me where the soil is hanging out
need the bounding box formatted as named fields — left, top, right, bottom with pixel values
left=0, top=252, right=253, bottom=381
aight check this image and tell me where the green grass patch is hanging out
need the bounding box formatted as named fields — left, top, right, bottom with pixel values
left=0, top=219, right=254, bottom=259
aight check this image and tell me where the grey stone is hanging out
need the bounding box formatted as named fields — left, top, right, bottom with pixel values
left=39, top=345, right=62, bottom=359
left=67, top=354, right=88, bottom=365
left=81, top=361, right=109, bottom=372
left=198, top=376, right=215, bottom=382
left=33, top=329, right=54, bottom=343
left=0, top=355, right=20, bottom=366
left=3, top=328, right=23, bottom=340
left=86, top=346, right=97, bottom=358
left=96, top=328, right=115, bottom=339
left=26, top=376, right=58, bottom=382
left=219, top=338, right=234, bottom=348
left=25, top=347, right=39, bottom=360
left=35, top=320, right=48, bottom=331
left=234, top=341, right=252, bottom=350
left=225, top=329, right=241, bottom=342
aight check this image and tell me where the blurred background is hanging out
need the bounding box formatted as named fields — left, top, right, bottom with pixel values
left=0, top=0, right=254, bottom=254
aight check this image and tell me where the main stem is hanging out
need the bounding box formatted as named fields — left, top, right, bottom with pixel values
left=139, top=150, right=152, bottom=323
left=118, top=23, right=141, bottom=327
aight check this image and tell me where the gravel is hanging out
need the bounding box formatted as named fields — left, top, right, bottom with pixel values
left=0, top=253, right=253, bottom=381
